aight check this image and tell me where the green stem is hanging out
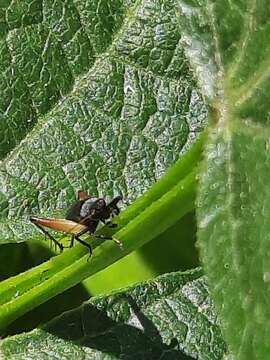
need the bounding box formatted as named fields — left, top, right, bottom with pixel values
left=0, top=246, right=86, bottom=306
left=0, top=169, right=197, bottom=331
left=115, top=169, right=197, bottom=248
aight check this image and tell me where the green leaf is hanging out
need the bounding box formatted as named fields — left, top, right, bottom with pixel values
left=0, top=269, right=227, bottom=359
left=0, top=0, right=206, bottom=244
left=176, top=1, right=270, bottom=358
left=0, top=0, right=127, bottom=158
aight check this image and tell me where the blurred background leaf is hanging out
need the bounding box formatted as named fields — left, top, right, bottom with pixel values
left=176, top=0, right=270, bottom=358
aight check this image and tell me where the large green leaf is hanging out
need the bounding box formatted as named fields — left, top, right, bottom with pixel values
left=176, top=0, right=270, bottom=358
left=0, top=269, right=227, bottom=359
left=0, top=0, right=206, bottom=244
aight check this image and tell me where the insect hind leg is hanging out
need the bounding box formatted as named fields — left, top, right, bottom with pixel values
left=30, top=220, right=64, bottom=252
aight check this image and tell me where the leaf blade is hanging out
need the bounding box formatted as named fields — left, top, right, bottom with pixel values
left=0, top=269, right=227, bottom=360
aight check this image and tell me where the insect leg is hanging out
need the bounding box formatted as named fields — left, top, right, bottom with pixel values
left=31, top=222, right=64, bottom=252
left=74, top=227, right=92, bottom=257
left=69, top=234, right=75, bottom=248
left=92, top=233, right=123, bottom=249
left=101, top=219, right=117, bottom=228
left=107, top=222, right=117, bottom=228
left=107, top=196, right=122, bottom=216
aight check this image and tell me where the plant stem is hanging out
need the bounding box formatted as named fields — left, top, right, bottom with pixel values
left=0, top=169, right=197, bottom=332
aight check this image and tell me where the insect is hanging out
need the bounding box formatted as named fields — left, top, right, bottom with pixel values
left=30, top=191, right=123, bottom=256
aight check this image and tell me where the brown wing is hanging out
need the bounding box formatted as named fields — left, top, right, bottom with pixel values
left=30, top=217, right=87, bottom=234
left=78, top=191, right=90, bottom=200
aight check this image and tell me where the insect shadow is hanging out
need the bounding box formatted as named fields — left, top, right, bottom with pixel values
left=45, top=294, right=195, bottom=359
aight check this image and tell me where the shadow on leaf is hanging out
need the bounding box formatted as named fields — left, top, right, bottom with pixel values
left=45, top=294, right=195, bottom=359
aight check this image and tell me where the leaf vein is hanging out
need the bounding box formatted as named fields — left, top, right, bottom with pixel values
left=228, top=0, right=257, bottom=82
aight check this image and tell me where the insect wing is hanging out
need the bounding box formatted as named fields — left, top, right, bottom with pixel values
left=30, top=217, right=87, bottom=234
left=78, top=191, right=90, bottom=200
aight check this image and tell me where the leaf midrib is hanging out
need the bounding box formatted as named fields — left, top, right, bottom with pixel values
left=232, top=55, right=270, bottom=106
left=227, top=0, right=257, bottom=81
left=207, top=1, right=270, bottom=117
